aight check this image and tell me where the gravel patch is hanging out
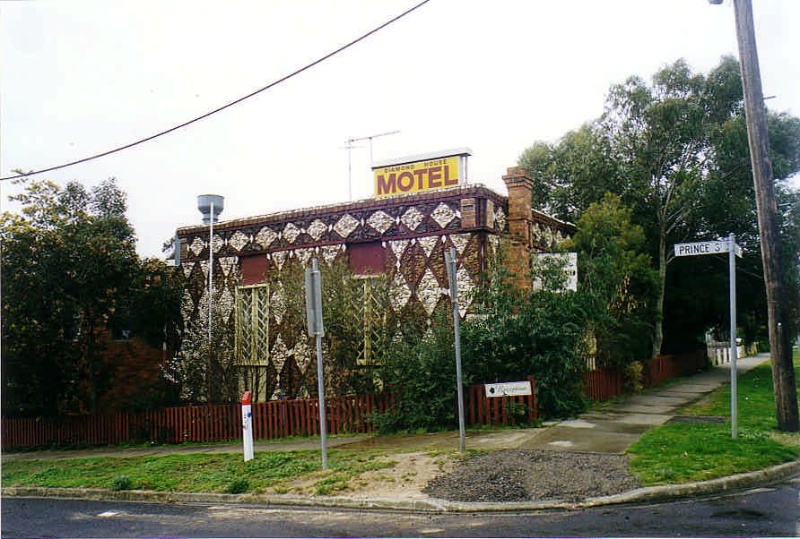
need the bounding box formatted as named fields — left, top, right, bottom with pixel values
left=423, top=449, right=640, bottom=503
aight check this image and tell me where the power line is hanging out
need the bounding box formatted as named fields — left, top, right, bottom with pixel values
left=1, top=0, right=431, bottom=182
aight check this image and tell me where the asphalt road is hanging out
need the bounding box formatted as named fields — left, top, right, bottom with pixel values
left=3, top=479, right=798, bottom=538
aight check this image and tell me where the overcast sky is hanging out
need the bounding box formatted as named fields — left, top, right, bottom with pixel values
left=2, top=0, right=799, bottom=257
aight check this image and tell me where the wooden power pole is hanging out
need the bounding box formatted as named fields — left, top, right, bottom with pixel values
left=732, top=0, right=799, bottom=431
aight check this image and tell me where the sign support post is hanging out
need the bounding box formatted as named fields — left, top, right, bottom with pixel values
left=728, top=233, right=738, bottom=439
left=673, top=236, right=741, bottom=439
left=305, top=258, right=328, bottom=469
left=444, top=248, right=466, bottom=453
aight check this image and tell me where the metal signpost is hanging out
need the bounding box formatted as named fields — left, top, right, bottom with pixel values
left=673, top=234, right=742, bottom=439
left=305, top=258, right=328, bottom=469
left=444, top=248, right=466, bottom=453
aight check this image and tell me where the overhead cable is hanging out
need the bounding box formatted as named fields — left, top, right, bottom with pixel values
left=1, top=0, right=431, bottom=182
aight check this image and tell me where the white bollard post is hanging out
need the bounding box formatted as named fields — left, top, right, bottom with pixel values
left=242, top=391, right=254, bottom=462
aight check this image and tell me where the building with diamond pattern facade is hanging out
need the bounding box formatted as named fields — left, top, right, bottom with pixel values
left=175, top=167, right=574, bottom=401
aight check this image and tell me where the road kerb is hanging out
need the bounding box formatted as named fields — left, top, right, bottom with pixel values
left=3, top=458, right=798, bottom=513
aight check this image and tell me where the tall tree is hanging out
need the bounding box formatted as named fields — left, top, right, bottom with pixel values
left=519, top=57, right=800, bottom=363
left=1, top=177, right=181, bottom=416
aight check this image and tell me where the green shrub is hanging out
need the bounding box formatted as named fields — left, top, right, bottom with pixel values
left=225, top=478, right=250, bottom=494
left=462, top=268, right=589, bottom=419
left=373, top=309, right=462, bottom=433
left=110, top=475, right=133, bottom=491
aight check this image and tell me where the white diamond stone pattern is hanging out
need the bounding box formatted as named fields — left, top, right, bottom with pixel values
left=366, top=210, right=395, bottom=234
left=431, top=203, right=457, bottom=228
left=390, top=273, right=412, bottom=309
left=321, top=245, right=344, bottom=264
left=255, top=226, right=278, bottom=248
left=228, top=231, right=250, bottom=252
left=211, top=234, right=224, bottom=254
left=450, top=234, right=469, bottom=255
left=456, top=265, right=474, bottom=317
left=333, top=214, right=360, bottom=238
left=190, top=237, right=206, bottom=257
left=401, top=207, right=425, bottom=231
left=270, top=335, right=289, bottom=374
left=293, top=338, right=313, bottom=374
left=270, top=282, right=286, bottom=325
left=388, top=239, right=409, bottom=269
left=283, top=223, right=301, bottom=244
left=295, top=248, right=314, bottom=266
left=417, top=268, right=446, bottom=315
left=307, top=219, right=328, bottom=241
left=271, top=251, right=288, bottom=271
left=417, top=236, right=439, bottom=258
left=494, top=207, right=507, bottom=231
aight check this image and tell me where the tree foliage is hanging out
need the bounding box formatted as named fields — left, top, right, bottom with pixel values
left=520, top=56, right=800, bottom=355
left=566, top=194, right=660, bottom=368
left=1, top=177, right=183, bottom=416
left=461, top=261, right=588, bottom=419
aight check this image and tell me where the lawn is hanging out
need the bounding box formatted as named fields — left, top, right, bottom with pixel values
left=627, top=354, right=800, bottom=485
left=2, top=449, right=396, bottom=496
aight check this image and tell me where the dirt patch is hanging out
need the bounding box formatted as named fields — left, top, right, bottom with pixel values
left=273, top=451, right=458, bottom=499
left=347, top=451, right=457, bottom=499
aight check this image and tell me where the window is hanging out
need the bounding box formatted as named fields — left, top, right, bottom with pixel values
left=240, top=255, right=268, bottom=286
left=235, top=284, right=269, bottom=365
left=348, top=242, right=386, bottom=276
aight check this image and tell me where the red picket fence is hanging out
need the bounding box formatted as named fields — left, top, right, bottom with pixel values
left=582, top=349, right=708, bottom=402
left=582, top=368, right=625, bottom=402
left=467, top=376, right=538, bottom=426
left=1, top=381, right=536, bottom=450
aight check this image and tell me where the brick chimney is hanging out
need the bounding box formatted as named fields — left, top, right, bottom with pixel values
left=502, top=166, right=534, bottom=289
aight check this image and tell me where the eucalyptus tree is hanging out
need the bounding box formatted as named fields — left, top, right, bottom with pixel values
left=519, top=57, right=800, bottom=360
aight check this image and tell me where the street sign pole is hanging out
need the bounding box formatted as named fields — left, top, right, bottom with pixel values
left=305, top=258, right=328, bottom=469
left=673, top=236, right=740, bottom=439
left=444, top=248, right=466, bottom=453
left=729, top=233, right=738, bottom=439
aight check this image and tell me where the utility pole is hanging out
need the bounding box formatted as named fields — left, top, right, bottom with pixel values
left=726, top=0, right=799, bottom=431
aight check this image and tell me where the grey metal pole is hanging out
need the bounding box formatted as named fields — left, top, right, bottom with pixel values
left=312, top=258, right=328, bottom=469
left=729, top=233, right=738, bottom=439
left=208, top=202, right=215, bottom=347
left=445, top=248, right=466, bottom=453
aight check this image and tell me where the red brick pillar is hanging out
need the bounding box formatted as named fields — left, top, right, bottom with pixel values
left=502, top=167, right=534, bottom=290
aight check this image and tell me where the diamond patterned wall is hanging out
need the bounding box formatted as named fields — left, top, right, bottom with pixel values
left=177, top=185, right=572, bottom=401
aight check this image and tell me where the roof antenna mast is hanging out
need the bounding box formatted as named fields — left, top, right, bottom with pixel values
left=343, top=130, right=400, bottom=200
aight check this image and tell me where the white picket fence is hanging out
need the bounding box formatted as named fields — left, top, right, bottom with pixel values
left=706, top=341, right=747, bottom=365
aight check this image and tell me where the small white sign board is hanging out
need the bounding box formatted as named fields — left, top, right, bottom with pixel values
left=485, top=381, right=532, bottom=398
left=674, top=241, right=742, bottom=258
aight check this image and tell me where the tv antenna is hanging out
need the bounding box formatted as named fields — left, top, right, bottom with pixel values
left=343, top=130, right=400, bottom=200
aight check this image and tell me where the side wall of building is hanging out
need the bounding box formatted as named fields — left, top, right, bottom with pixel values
left=176, top=179, right=573, bottom=401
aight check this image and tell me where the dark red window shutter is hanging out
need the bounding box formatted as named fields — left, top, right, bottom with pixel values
left=348, top=242, right=386, bottom=276
left=241, top=255, right=268, bottom=285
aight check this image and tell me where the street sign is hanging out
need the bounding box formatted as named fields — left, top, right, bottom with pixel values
left=674, top=241, right=742, bottom=258
left=485, top=381, right=532, bottom=398
left=673, top=233, right=741, bottom=439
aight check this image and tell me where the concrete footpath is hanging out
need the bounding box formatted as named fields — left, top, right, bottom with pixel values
left=4, top=353, right=800, bottom=512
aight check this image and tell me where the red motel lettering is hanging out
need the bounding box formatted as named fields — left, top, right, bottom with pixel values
left=376, top=163, right=458, bottom=196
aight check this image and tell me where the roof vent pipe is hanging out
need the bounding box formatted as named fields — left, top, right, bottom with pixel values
left=197, top=194, right=224, bottom=224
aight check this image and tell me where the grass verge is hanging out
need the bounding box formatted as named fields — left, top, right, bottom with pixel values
left=1, top=449, right=397, bottom=496
left=627, top=354, right=800, bottom=485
